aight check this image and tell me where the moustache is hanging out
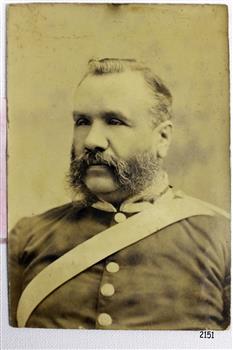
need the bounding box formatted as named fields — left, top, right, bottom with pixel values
left=73, top=150, right=127, bottom=172
left=69, top=148, right=134, bottom=190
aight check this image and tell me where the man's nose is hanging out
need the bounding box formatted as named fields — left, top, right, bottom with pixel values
left=84, top=123, right=109, bottom=151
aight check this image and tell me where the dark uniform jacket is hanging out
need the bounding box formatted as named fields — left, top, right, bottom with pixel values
left=8, top=187, right=230, bottom=330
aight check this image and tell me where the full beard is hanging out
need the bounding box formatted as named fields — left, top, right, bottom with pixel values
left=67, top=145, right=161, bottom=202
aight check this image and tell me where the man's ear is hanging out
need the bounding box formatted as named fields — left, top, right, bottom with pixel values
left=153, top=121, right=173, bottom=159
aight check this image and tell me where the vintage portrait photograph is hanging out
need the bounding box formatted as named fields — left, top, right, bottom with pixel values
left=4, top=1, right=231, bottom=346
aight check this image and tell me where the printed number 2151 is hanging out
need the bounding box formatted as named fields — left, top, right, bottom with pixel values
left=200, top=331, right=214, bottom=339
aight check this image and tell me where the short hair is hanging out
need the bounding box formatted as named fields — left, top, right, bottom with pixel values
left=79, top=58, right=172, bottom=126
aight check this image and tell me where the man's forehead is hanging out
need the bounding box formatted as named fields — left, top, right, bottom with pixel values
left=73, top=70, right=155, bottom=112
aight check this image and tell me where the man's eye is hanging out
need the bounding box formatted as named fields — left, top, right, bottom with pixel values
left=75, top=118, right=90, bottom=126
left=108, top=118, right=125, bottom=126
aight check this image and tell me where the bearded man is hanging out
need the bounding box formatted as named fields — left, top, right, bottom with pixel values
left=8, top=58, right=230, bottom=330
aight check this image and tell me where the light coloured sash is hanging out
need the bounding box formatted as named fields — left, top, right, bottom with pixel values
left=16, top=194, right=227, bottom=327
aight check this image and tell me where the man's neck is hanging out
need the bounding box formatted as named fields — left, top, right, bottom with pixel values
left=94, top=189, right=132, bottom=206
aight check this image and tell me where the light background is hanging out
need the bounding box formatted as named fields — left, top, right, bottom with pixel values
left=7, top=3, right=230, bottom=227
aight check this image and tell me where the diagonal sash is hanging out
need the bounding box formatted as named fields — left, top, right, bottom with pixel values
left=16, top=195, right=225, bottom=327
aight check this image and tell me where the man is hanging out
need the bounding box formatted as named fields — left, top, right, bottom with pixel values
left=9, top=58, right=230, bottom=330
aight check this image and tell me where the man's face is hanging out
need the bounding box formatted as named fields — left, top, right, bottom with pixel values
left=72, top=70, right=166, bottom=200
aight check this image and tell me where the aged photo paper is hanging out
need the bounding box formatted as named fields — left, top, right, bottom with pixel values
left=2, top=1, right=231, bottom=349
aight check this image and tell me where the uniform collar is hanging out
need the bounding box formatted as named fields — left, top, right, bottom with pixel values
left=91, top=171, right=173, bottom=214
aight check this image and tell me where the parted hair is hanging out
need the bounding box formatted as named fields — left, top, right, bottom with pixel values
left=81, top=58, right=173, bottom=126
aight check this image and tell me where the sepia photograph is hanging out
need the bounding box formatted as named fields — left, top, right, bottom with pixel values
left=5, top=0, right=231, bottom=342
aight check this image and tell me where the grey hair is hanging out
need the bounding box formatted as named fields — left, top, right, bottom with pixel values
left=78, top=58, right=172, bottom=126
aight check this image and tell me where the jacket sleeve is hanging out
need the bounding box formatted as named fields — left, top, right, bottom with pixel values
left=218, top=215, right=231, bottom=329
left=222, top=217, right=231, bottom=329
left=8, top=218, right=30, bottom=327
left=222, top=274, right=230, bottom=329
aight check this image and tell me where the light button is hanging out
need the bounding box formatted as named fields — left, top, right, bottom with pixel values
left=114, top=212, right=126, bottom=223
left=98, top=313, right=112, bottom=326
left=100, top=283, right=115, bottom=296
left=106, top=262, right=120, bottom=273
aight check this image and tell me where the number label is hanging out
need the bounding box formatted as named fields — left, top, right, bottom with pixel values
left=200, top=331, right=214, bottom=339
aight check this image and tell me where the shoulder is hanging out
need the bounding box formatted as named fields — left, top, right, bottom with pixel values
left=173, top=190, right=230, bottom=234
left=171, top=192, right=230, bottom=267
left=173, top=190, right=230, bottom=218
left=9, top=201, right=87, bottom=242
left=158, top=190, right=230, bottom=234
left=158, top=190, right=230, bottom=254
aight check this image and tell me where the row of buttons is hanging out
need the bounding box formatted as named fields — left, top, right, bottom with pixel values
left=97, top=260, right=120, bottom=326
left=101, top=262, right=119, bottom=296
left=100, top=283, right=114, bottom=296
left=78, top=214, right=125, bottom=329
left=90, top=213, right=124, bottom=328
